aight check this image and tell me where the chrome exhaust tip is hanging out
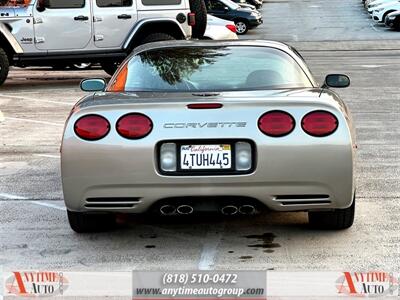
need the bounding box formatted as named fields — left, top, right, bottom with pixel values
left=221, top=205, right=238, bottom=216
left=160, top=205, right=176, bottom=216
left=176, top=205, right=194, bottom=215
left=239, top=205, right=256, bottom=215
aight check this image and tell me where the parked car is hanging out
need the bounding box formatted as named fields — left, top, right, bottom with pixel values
left=231, top=0, right=256, bottom=10
left=0, top=0, right=208, bottom=85
left=246, top=0, right=263, bottom=9
left=372, top=0, right=400, bottom=22
left=62, top=40, right=356, bottom=233
left=231, top=0, right=262, bottom=9
left=204, top=0, right=263, bottom=34
left=204, top=15, right=238, bottom=40
left=367, top=0, right=398, bottom=13
left=385, top=9, right=400, bottom=29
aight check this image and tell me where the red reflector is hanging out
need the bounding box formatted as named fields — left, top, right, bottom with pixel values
left=226, top=24, right=237, bottom=33
left=302, top=111, right=338, bottom=137
left=258, top=111, right=295, bottom=137
left=187, top=103, right=223, bottom=109
left=74, top=115, right=110, bottom=141
left=117, top=113, right=153, bottom=139
left=188, top=13, right=196, bottom=26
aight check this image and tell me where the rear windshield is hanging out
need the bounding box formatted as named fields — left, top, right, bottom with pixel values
left=108, top=46, right=313, bottom=93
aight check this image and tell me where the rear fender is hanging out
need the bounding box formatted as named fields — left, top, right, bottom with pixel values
left=123, top=19, right=186, bottom=51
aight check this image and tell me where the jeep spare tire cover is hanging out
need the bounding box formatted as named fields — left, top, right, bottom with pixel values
left=189, top=0, right=207, bottom=38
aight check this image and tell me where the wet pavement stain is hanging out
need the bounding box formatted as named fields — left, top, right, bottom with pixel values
left=239, top=256, right=253, bottom=260
left=140, top=234, right=157, bottom=239
left=245, top=233, right=280, bottom=252
left=145, top=245, right=156, bottom=249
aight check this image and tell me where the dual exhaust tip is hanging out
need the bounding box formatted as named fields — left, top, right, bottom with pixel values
left=160, top=204, right=193, bottom=216
left=159, top=204, right=256, bottom=216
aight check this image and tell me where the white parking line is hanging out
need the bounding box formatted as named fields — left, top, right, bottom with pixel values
left=198, top=224, right=225, bottom=270
left=0, top=93, right=74, bottom=106
left=6, top=117, right=64, bottom=126
left=34, top=154, right=60, bottom=159
left=0, top=193, right=28, bottom=200
left=31, top=201, right=66, bottom=211
left=0, top=110, right=4, bottom=122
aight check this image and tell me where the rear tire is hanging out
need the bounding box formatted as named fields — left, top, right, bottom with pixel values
left=189, top=0, right=208, bottom=38
left=101, top=33, right=175, bottom=76
left=308, top=195, right=355, bottom=230
left=235, top=20, right=249, bottom=35
left=67, top=210, right=116, bottom=233
left=0, top=48, right=10, bottom=86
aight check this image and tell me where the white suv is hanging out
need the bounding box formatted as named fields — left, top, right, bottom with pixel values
left=0, top=0, right=207, bottom=85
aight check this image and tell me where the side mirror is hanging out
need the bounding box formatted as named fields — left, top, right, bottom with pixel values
left=224, top=6, right=229, bottom=11
left=36, top=0, right=46, bottom=12
left=80, top=78, right=106, bottom=92
left=324, top=74, right=350, bottom=88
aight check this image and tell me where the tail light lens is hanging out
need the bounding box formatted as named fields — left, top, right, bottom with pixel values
left=302, top=111, right=338, bottom=137
left=258, top=111, right=295, bottom=137
left=188, top=12, right=196, bottom=26
left=117, top=113, right=153, bottom=139
left=226, top=24, right=237, bottom=33
left=74, top=115, right=110, bottom=141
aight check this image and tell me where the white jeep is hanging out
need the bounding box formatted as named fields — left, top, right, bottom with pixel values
left=0, top=0, right=207, bottom=85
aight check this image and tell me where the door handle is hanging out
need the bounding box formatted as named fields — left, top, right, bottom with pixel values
left=117, top=14, right=132, bottom=19
left=74, top=15, right=89, bottom=21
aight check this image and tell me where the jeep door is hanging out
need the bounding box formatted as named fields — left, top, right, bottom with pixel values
left=93, top=0, right=138, bottom=49
left=33, top=0, right=92, bottom=51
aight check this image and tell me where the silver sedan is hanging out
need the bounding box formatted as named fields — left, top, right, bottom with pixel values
left=61, top=40, right=356, bottom=232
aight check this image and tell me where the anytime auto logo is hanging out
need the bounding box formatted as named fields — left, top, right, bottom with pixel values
left=5, top=271, right=69, bottom=297
left=336, top=272, right=398, bottom=297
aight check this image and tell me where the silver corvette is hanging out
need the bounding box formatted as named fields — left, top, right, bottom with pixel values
left=61, top=40, right=356, bottom=233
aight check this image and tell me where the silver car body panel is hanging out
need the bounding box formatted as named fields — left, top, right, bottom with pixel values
left=61, top=41, right=356, bottom=214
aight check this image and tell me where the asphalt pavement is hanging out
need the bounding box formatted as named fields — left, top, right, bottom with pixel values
left=0, top=0, right=399, bottom=273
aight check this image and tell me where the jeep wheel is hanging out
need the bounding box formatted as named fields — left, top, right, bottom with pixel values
left=308, top=195, right=355, bottom=230
left=102, top=33, right=175, bottom=76
left=0, top=48, right=10, bottom=86
left=189, top=0, right=207, bottom=38
left=67, top=210, right=116, bottom=233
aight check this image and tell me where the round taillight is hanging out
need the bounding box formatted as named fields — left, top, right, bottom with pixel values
left=116, top=113, right=153, bottom=139
left=302, top=111, right=338, bottom=137
left=74, top=115, right=110, bottom=141
left=258, top=111, right=295, bottom=137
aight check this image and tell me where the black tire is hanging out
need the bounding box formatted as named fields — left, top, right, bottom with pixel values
left=52, top=64, right=68, bottom=70
left=235, top=19, right=249, bottom=35
left=189, top=0, right=207, bottom=38
left=67, top=210, right=116, bottom=233
left=101, top=33, right=175, bottom=76
left=0, top=47, right=10, bottom=86
left=308, top=195, right=355, bottom=230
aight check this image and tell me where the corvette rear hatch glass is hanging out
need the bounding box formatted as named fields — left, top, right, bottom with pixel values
left=108, top=46, right=313, bottom=92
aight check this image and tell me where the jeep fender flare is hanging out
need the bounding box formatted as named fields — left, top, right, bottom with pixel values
left=122, top=18, right=186, bottom=51
left=0, top=23, right=23, bottom=54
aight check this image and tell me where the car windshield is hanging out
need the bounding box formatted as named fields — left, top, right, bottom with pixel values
left=0, top=0, right=31, bottom=6
left=108, top=46, right=313, bottom=93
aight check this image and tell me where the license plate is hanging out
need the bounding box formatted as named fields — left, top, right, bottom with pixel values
left=180, top=144, right=232, bottom=170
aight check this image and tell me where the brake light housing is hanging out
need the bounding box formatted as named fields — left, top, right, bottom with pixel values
left=302, top=110, right=338, bottom=137
left=74, top=115, right=110, bottom=141
left=188, top=13, right=196, bottom=26
left=226, top=24, right=236, bottom=33
left=116, top=113, right=153, bottom=139
left=258, top=111, right=295, bottom=137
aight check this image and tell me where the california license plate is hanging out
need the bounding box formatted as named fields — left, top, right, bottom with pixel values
left=180, top=144, right=232, bottom=170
